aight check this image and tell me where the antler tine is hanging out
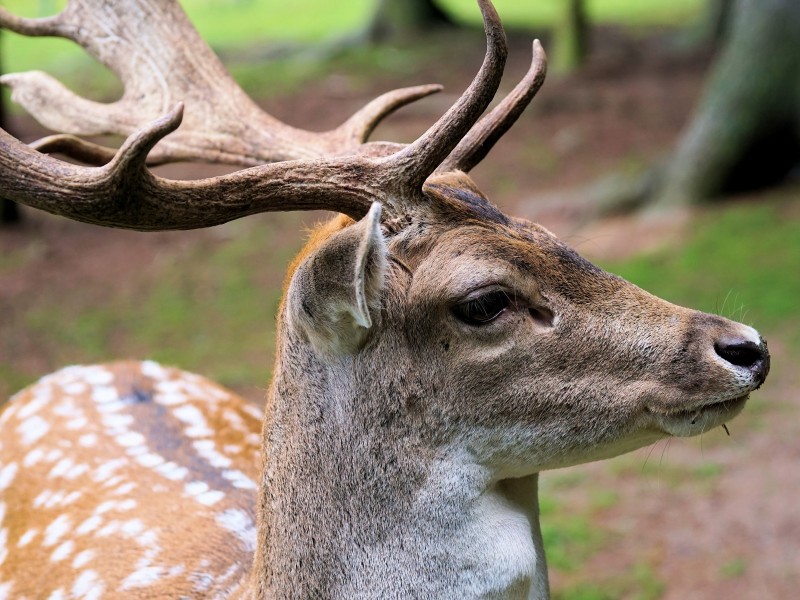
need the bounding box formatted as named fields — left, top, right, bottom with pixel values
left=383, top=0, right=508, bottom=192
left=437, top=40, right=547, bottom=174
left=0, top=1, right=442, bottom=167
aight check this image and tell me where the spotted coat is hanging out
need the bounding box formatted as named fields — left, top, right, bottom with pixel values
left=0, top=361, right=262, bottom=599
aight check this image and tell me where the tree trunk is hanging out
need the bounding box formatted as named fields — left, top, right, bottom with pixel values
left=551, top=0, right=588, bottom=74
left=1, top=31, right=22, bottom=225
left=365, top=0, right=454, bottom=43
left=654, top=0, right=800, bottom=208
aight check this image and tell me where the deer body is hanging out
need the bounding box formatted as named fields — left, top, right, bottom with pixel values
left=0, top=1, right=770, bottom=598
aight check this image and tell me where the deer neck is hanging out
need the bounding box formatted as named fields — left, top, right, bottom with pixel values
left=251, top=331, right=550, bottom=599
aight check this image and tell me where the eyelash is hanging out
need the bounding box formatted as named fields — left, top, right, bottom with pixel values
left=452, top=290, right=510, bottom=325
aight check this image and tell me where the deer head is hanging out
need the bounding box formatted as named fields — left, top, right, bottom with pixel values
left=0, top=1, right=769, bottom=598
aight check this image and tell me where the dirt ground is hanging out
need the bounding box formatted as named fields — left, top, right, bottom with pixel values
left=2, top=26, right=797, bottom=598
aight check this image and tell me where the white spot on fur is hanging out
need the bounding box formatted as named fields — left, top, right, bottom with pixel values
left=79, top=433, right=99, bottom=447
left=46, top=588, right=66, bottom=600
left=157, top=391, right=187, bottom=406
left=121, top=566, right=163, bottom=590
left=102, top=413, right=134, bottom=430
left=49, top=457, right=76, bottom=478
left=76, top=516, right=103, bottom=536
left=0, top=581, right=13, bottom=599
left=73, top=549, right=95, bottom=569
left=141, top=360, right=167, bottom=380
left=44, top=448, right=64, bottom=463
left=16, top=390, right=50, bottom=419
left=113, top=482, right=137, bottom=496
left=17, top=529, right=37, bottom=547
left=92, top=386, right=119, bottom=405
left=23, top=447, right=45, bottom=467
left=72, top=569, right=104, bottom=600
left=16, top=415, right=50, bottom=445
left=97, top=400, right=126, bottom=413
left=216, top=509, right=256, bottom=552
left=116, top=431, right=146, bottom=447
left=0, top=528, right=7, bottom=566
left=97, top=520, right=121, bottom=537
left=102, top=475, right=125, bottom=489
left=33, top=489, right=54, bottom=508
left=173, top=405, right=213, bottom=437
left=92, top=458, right=127, bottom=483
left=222, top=469, right=257, bottom=490
left=0, top=463, right=18, bottom=490
left=125, top=445, right=148, bottom=457
left=117, top=499, right=137, bottom=511
left=196, top=490, right=225, bottom=506
left=65, top=416, right=89, bottom=429
left=192, top=439, right=232, bottom=469
left=185, top=481, right=209, bottom=496
left=61, top=491, right=83, bottom=506
left=63, top=381, right=87, bottom=395
left=84, top=369, right=114, bottom=386
left=51, top=539, right=75, bottom=562
left=241, top=403, right=262, bottom=420
left=94, top=501, right=117, bottom=515
left=121, top=519, right=145, bottom=536
left=52, top=399, right=80, bottom=418
left=65, top=463, right=90, bottom=480
left=43, top=514, right=72, bottom=547
left=136, top=453, right=165, bottom=468
left=155, top=461, right=188, bottom=481
left=0, top=401, right=16, bottom=424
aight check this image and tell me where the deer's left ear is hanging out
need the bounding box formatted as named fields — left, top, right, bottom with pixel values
left=286, top=203, right=387, bottom=355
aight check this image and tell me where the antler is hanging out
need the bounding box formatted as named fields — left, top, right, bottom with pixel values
left=0, top=0, right=546, bottom=230
left=0, top=0, right=440, bottom=167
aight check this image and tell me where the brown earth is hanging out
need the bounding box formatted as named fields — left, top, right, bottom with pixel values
left=2, top=27, right=797, bottom=599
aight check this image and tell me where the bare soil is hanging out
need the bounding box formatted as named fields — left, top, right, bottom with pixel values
left=2, top=27, right=797, bottom=599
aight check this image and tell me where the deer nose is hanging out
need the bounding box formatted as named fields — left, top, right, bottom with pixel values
left=714, top=337, right=770, bottom=385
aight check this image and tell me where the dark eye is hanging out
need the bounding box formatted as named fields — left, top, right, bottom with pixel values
left=453, top=290, right=510, bottom=325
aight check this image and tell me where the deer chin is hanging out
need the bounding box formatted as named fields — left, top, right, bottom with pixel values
left=651, top=394, right=750, bottom=437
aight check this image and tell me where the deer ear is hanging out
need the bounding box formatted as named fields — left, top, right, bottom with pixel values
left=287, top=202, right=387, bottom=355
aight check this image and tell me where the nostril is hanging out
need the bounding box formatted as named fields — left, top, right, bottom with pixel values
left=714, top=340, right=764, bottom=369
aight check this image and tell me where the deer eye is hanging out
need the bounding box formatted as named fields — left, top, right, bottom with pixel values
left=453, top=290, right=511, bottom=325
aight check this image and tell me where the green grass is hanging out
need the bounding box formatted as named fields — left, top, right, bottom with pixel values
left=720, top=558, right=747, bottom=578
left=540, top=494, right=608, bottom=572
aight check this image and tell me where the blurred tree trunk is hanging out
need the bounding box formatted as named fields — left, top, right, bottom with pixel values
left=364, top=0, right=455, bottom=43
left=705, top=0, right=735, bottom=48
left=1, top=31, right=22, bottom=225
left=551, top=0, right=587, bottom=74
left=653, top=0, right=800, bottom=208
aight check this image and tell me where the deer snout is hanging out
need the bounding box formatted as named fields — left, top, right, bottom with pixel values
left=714, top=335, right=770, bottom=387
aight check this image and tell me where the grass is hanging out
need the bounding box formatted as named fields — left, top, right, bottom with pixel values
left=555, top=564, right=665, bottom=600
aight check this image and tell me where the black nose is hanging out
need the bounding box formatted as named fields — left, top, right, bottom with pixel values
left=714, top=338, right=770, bottom=385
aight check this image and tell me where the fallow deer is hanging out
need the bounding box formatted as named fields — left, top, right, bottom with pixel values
left=0, top=1, right=770, bottom=598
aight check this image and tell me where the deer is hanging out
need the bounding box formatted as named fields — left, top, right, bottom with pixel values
left=0, top=0, right=770, bottom=598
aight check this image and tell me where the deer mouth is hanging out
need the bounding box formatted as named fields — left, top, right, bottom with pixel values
left=652, top=393, right=750, bottom=437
